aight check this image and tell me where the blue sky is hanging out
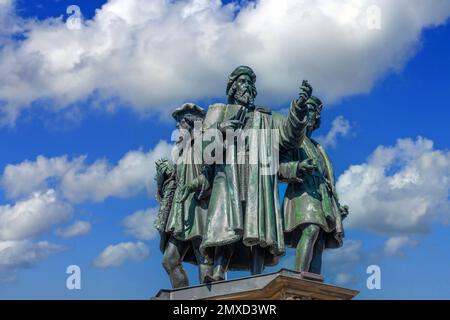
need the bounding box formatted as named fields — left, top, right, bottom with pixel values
left=0, top=0, right=449, bottom=299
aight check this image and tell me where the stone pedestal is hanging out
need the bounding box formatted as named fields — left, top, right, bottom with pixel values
left=153, top=269, right=358, bottom=300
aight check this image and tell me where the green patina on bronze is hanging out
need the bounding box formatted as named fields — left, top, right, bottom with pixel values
left=198, top=101, right=308, bottom=269
left=175, top=66, right=313, bottom=281
left=154, top=158, right=176, bottom=250
left=279, top=96, right=348, bottom=273
left=165, top=105, right=208, bottom=245
left=155, top=103, right=213, bottom=288
left=154, top=66, right=349, bottom=287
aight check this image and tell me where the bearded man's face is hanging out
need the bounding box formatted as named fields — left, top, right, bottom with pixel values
left=306, top=105, right=321, bottom=135
left=232, top=74, right=256, bottom=107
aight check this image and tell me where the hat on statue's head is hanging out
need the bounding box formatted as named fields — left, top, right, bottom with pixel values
left=226, top=65, right=257, bottom=96
left=172, top=103, right=206, bottom=121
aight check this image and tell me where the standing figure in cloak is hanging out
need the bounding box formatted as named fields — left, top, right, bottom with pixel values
left=278, top=96, right=349, bottom=274
left=178, top=66, right=312, bottom=282
left=154, top=103, right=213, bottom=288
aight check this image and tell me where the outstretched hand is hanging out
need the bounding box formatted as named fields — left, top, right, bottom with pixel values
left=298, top=80, right=313, bottom=102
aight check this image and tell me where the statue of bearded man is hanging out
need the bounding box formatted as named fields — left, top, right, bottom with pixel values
left=179, top=66, right=313, bottom=282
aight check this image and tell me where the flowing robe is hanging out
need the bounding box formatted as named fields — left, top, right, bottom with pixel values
left=196, top=99, right=308, bottom=269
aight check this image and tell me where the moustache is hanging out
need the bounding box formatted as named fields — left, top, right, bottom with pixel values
left=236, top=87, right=254, bottom=99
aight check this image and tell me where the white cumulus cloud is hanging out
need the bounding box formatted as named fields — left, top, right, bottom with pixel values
left=0, top=139, right=172, bottom=280
left=93, top=241, right=149, bottom=268
left=337, top=137, right=450, bottom=235
left=123, top=208, right=159, bottom=241
left=0, top=189, right=72, bottom=241
left=0, top=240, right=64, bottom=282
left=1, top=155, right=84, bottom=200
left=1, top=140, right=173, bottom=202
left=384, top=236, right=418, bottom=257
left=317, top=115, right=352, bottom=148
left=56, top=220, right=91, bottom=238
left=0, top=0, right=450, bottom=123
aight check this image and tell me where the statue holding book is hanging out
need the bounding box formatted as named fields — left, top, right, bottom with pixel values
left=177, top=66, right=312, bottom=282
left=154, top=66, right=348, bottom=287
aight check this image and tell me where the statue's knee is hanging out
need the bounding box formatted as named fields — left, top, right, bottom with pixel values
left=302, top=224, right=320, bottom=239
left=162, top=253, right=179, bottom=272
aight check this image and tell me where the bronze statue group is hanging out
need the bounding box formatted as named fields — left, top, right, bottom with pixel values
left=154, top=66, right=349, bottom=288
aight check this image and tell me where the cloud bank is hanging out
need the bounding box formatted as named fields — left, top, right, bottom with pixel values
left=1, top=140, right=173, bottom=202
left=337, top=137, right=450, bottom=235
left=0, top=190, right=72, bottom=241
left=1, top=0, right=450, bottom=123
left=0, top=140, right=172, bottom=280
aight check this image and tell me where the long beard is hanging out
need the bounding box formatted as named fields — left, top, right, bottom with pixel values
left=234, top=88, right=254, bottom=106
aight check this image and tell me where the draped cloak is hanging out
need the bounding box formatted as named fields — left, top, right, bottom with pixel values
left=197, top=100, right=308, bottom=269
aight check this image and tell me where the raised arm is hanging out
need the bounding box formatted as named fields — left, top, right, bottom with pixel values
left=278, top=80, right=313, bottom=151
